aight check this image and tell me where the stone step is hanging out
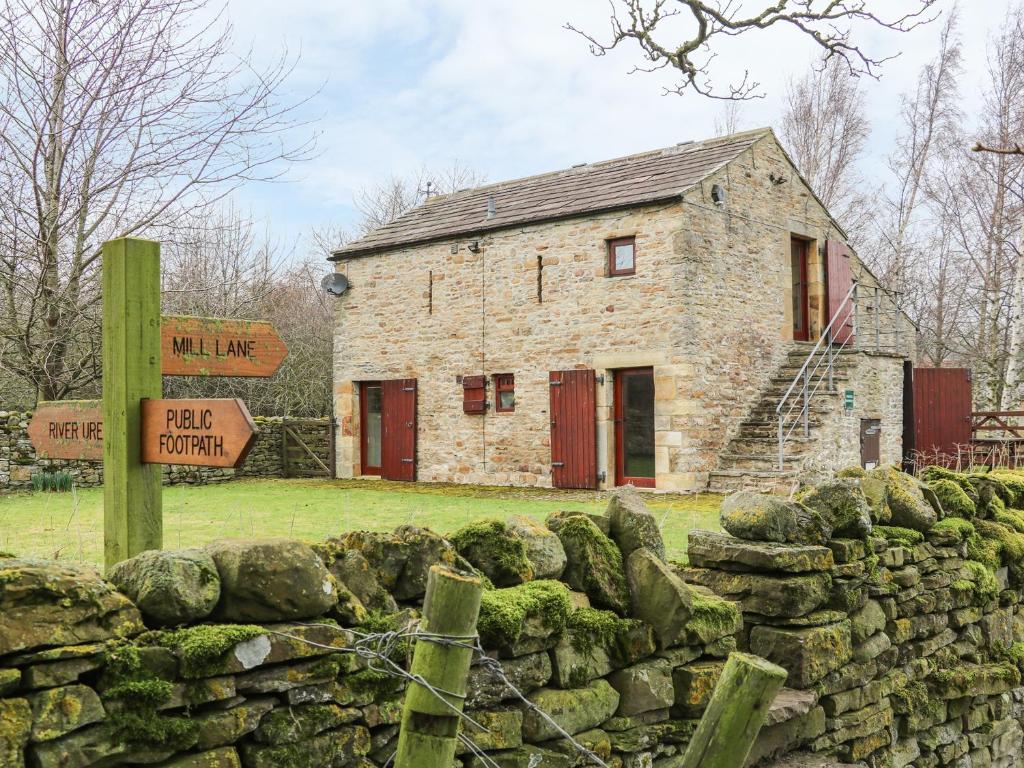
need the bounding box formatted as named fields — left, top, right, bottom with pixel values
left=707, top=469, right=799, bottom=494
left=717, top=452, right=806, bottom=471
left=728, top=436, right=814, bottom=454
left=737, top=421, right=825, bottom=438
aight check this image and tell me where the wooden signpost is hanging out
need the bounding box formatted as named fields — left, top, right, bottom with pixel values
left=25, top=236, right=288, bottom=570
left=141, top=398, right=257, bottom=468
left=27, top=401, right=104, bottom=461
left=161, top=316, right=288, bottom=377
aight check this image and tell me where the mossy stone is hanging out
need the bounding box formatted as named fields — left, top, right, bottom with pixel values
left=719, top=491, right=830, bottom=544
left=0, top=558, right=143, bottom=656
left=797, top=479, right=873, bottom=538
left=686, top=529, right=834, bottom=573
left=506, top=515, right=567, bottom=580
left=253, top=703, right=358, bottom=745
left=0, top=698, right=30, bottom=768
left=0, top=668, right=20, bottom=696
left=520, top=680, right=619, bottom=742
left=477, top=580, right=571, bottom=656
left=625, top=549, right=695, bottom=648
left=466, top=651, right=552, bottom=709
left=450, top=518, right=534, bottom=586
left=671, top=660, right=724, bottom=717
left=194, top=698, right=276, bottom=750
left=677, top=566, right=830, bottom=619
left=156, top=748, right=242, bottom=768
left=108, top=549, right=220, bottom=627
left=870, top=467, right=936, bottom=532
left=206, top=539, right=337, bottom=622
left=748, top=621, right=853, bottom=687
left=606, top=486, right=666, bottom=561
left=552, top=515, right=630, bottom=614
left=454, top=710, right=523, bottom=755
left=928, top=662, right=1021, bottom=699
left=607, top=659, right=674, bottom=716
left=27, top=684, right=106, bottom=742
left=929, top=479, right=974, bottom=518
left=323, top=549, right=398, bottom=614
left=238, top=725, right=369, bottom=768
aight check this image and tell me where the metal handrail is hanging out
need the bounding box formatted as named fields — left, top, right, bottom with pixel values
left=776, top=282, right=859, bottom=470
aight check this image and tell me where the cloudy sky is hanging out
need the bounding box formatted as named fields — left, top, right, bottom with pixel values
left=221, top=0, right=1015, bottom=252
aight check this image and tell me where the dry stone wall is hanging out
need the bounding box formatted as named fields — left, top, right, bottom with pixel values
left=0, top=413, right=285, bottom=491
left=3, top=471, right=1024, bottom=768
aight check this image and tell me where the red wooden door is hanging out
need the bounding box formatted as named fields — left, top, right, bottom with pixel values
left=912, top=368, right=972, bottom=462
left=381, top=378, right=417, bottom=481
left=549, top=369, right=597, bottom=489
left=826, top=240, right=855, bottom=345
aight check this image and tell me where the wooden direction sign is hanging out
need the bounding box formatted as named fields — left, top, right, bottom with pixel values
left=27, top=401, right=104, bottom=461
left=161, top=316, right=288, bottom=378
left=140, top=398, right=257, bottom=468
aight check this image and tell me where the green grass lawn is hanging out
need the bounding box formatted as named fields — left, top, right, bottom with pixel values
left=0, top=478, right=723, bottom=567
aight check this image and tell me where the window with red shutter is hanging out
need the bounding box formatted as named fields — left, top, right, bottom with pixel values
left=493, top=374, right=515, bottom=412
left=462, top=375, right=487, bottom=414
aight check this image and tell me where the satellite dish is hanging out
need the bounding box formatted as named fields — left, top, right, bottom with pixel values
left=321, top=273, right=350, bottom=297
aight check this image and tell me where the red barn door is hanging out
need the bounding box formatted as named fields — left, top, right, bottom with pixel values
left=912, top=368, right=972, bottom=461
left=826, top=240, right=855, bottom=344
left=381, top=378, right=417, bottom=481
left=549, top=369, right=597, bottom=489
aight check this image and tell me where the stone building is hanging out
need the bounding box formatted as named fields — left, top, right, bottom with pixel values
left=329, top=128, right=912, bottom=492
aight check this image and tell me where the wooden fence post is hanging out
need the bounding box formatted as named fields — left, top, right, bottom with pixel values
left=394, top=566, right=483, bottom=768
left=103, top=237, right=162, bottom=571
left=676, top=652, right=787, bottom=768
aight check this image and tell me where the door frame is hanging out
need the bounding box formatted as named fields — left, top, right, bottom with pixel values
left=359, top=381, right=382, bottom=476
left=613, top=367, right=656, bottom=488
left=791, top=236, right=811, bottom=342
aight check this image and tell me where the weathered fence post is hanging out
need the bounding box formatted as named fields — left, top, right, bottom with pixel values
left=676, top=652, right=787, bottom=768
left=394, top=565, right=484, bottom=768
left=103, top=237, right=163, bottom=570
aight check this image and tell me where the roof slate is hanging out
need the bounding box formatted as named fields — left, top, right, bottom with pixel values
left=330, top=128, right=771, bottom=259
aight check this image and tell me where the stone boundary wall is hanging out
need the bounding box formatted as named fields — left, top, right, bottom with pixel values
left=0, top=413, right=286, bottom=491
left=2, top=472, right=1024, bottom=768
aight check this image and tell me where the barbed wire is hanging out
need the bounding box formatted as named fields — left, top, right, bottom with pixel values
left=266, top=623, right=610, bottom=768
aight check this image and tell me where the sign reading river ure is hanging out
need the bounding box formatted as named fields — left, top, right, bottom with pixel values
left=27, top=401, right=104, bottom=461
left=140, top=398, right=257, bottom=468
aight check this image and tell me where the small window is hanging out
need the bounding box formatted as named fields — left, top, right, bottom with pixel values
left=494, top=374, right=515, bottom=412
left=607, top=236, right=636, bottom=276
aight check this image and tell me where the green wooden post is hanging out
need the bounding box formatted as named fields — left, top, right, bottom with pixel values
left=394, top=566, right=483, bottom=768
left=675, top=652, right=787, bottom=768
left=103, top=237, right=162, bottom=571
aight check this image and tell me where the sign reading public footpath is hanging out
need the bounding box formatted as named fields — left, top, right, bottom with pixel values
left=161, top=315, right=288, bottom=377
left=141, top=398, right=258, bottom=468
left=27, top=401, right=104, bottom=461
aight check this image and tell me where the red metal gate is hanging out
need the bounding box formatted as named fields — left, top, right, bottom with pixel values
left=549, top=369, right=597, bottom=489
left=911, top=368, right=971, bottom=461
left=826, top=240, right=855, bottom=344
left=381, top=378, right=417, bottom=481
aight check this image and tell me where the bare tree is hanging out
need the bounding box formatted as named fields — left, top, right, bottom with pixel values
left=868, top=10, right=962, bottom=320
left=162, top=209, right=332, bottom=417
left=0, top=0, right=313, bottom=401
left=778, top=55, right=873, bottom=242
left=568, top=0, right=939, bottom=100
left=354, top=162, right=485, bottom=235
left=713, top=101, right=744, bottom=136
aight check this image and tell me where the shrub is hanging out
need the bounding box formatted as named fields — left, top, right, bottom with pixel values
left=31, top=471, right=73, bottom=492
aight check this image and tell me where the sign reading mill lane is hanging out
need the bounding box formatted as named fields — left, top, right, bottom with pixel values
left=161, top=315, right=288, bottom=377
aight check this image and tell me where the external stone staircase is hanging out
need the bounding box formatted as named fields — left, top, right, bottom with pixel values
left=707, top=343, right=852, bottom=493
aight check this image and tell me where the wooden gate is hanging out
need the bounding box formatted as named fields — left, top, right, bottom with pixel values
left=282, top=418, right=336, bottom=478
left=911, top=367, right=972, bottom=462
left=382, top=378, right=417, bottom=482
left=825, top=239, right=855, bottom=344
left=549, top=369, right=597, bottom=489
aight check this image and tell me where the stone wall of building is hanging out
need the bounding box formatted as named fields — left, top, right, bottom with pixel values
left=332, top=132, right=908, bottom=492
left=3, top=471, right=1024, bottom=767
left=0, top=413, right=286, bottom=491
left=802, top=351, right=907, bottom=476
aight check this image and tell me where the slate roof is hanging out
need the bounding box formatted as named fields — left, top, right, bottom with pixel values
left=330, top=128, right=772, bottom=260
